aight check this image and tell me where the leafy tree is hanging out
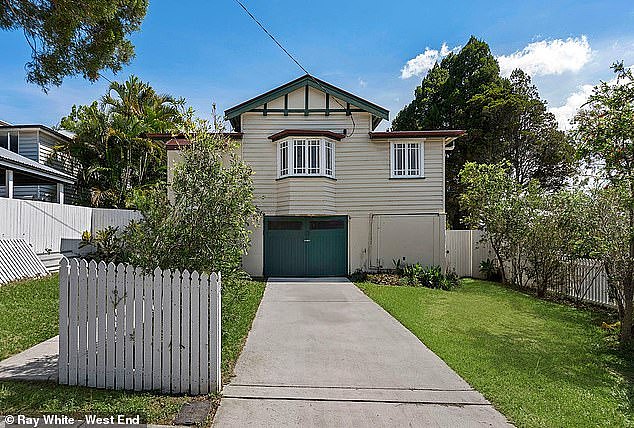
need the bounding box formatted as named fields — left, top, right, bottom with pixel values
left=0, top=0, right=147, bottom=90
left=119, top=115, right=258, bottom=276
left=572, top=63, right=634, bottom=345
left=394, top=37, right=575, bottom=226
left=459, top=161, right=538, bottom=286
left=57, top=75, right=183, bottom=207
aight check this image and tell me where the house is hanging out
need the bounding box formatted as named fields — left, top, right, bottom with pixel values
left=166, top=75, right=464, bottom=277
left=0, top=123, right=76, bottom=203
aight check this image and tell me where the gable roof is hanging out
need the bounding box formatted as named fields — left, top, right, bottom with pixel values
left=0, top=124, right=74, bottom=143
left=224, top=74, right=389, bottom=131
left=0, top=147, right=74, bottom=184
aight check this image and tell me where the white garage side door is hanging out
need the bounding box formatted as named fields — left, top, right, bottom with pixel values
left=371, top=214, right=443, bottom=270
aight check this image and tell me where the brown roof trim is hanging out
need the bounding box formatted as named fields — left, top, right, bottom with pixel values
left=146, top=132, right=243, bottom=140
left=165, top=138, right=191, bottom=150
left=369, top=130, right=466, bottom=139
left=268, top=129, right=346, bottom=142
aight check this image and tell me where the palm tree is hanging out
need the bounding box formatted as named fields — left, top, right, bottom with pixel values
left=57, top=75, right=184, bottom=207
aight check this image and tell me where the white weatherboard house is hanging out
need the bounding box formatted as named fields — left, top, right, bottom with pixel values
left=167, top=75, right=464, bottom=277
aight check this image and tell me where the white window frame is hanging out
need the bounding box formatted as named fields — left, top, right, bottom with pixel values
left=277, top=137, right=336, bottom=179
left=390, top=140, right=424, bottom=178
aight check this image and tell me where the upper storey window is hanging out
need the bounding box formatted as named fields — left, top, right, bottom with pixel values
left=0, top=131, right=19, bottom=153
left=390, top=142, right=424, bottom=178
left=278, top=138, right=335, bottom=179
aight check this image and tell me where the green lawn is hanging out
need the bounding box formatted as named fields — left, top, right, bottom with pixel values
left=0, top=274, right=265, bottom=423
left=357, top=279, right=634, bottom=428
left=0, top=275, right=60, bottom=361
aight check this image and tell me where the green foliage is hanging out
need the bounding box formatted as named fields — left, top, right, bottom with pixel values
left=0, top=1, right=148, bottom=90
left=349, top=268, right=368, bottom=282
left=401, top=263, right=459, bottom=290
left=572, top=63, right=634, bottom=345
left=393, top=37, right=576, bottom=227
left=80, top=226, right=126, bottom=264
left=85, top=114, right=258, bottom=279
left=58, top=75, right=183, bottom=207
left=478, top=258, right=500, bottom=281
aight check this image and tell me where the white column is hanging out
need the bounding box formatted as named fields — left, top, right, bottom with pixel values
left=6, top=169, right=13, bottom=199
left=57, top=183, right=65, bottom=204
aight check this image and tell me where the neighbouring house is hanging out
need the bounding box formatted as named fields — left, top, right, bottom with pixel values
left=165, top=75, right=464, bottom=277
left=0, top=122, right=76, bottom=204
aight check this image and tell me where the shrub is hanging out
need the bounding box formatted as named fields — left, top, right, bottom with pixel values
left=350, top=269, right=367, bottom=282
left=479, top=258, right=501, bottom=282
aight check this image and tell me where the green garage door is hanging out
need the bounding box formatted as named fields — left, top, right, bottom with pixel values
left=264, top=216, right=348, bottom=277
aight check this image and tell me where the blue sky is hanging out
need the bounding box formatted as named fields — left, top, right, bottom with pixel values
left=1, top=0, right=633, bottom=131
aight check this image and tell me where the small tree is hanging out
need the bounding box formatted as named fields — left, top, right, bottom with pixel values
left=459, top=162, right=538, bottom=286
left=122, top=114, right=258, bottom=276
left=572, top=63, right=634, bottom=346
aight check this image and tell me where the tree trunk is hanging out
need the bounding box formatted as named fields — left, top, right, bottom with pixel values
left=622, top=277, right=633, bottom=344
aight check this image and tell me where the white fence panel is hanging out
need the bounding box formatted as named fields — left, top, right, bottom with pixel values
left=446, top=230, right=493, bottom=278
left=58, top=258, right=222, bottom=394
left=91, top=208, right=142, bottom=234
left=0, top=198, right=139, bottom=275
left=446, top=230, right=616, bottom=308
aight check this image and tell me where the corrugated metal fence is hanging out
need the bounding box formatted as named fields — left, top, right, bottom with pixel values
left=58, top=258, right=221, bottom=394
left=0, top=199, right=141, bottom=272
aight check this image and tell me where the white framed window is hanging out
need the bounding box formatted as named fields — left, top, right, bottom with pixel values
left=390, top=141, right=424, bottom=178
left=278, top=138, right=335, bottom=178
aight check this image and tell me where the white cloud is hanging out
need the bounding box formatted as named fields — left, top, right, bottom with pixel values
left=497, top=36, right=592, bottom=77
left=358, top=77, right=367, bottom=88
left=549, top=66, right=632, bottom=130
left=400, top=43, right=460, bottom=79
left=549, top=84, right=594, bottom=130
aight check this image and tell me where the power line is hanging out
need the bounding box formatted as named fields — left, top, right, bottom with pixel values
left=233, top=0, right=356, bottom=137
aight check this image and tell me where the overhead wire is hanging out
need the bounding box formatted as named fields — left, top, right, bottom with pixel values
left=233, top=0, right=356, bottom=137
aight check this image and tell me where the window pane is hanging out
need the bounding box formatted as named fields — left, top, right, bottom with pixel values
left=325, top=141, right=333, bottom=176
left=268, top=220, right=303, bottom=230
left=310, top=219, right=345, bottom=230
left=0, top=133, right=7, bottom=150
left=280, top=141, right=288, bottom=176
left=294, top=140, right=305, bottom=174
left=308, top=140, right=320, bottom=174
left=393, top=143, right=406, bottom=176
left=408, top=143, right=419, bottom=175
left=9, top=133, right=18, bottom=153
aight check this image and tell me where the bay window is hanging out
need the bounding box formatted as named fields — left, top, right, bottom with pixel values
left=278, top=138, right=335, bottom=178
left=390, top=141, right=424, bottom=178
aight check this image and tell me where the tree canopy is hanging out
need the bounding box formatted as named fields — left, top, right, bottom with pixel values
left=0, top=0, right=147, bottom=90
left=393, top=36, right=576, bottom=227
left=572, top=63, right=634, bottom=345
left=58, top=75, right=183, bottom=208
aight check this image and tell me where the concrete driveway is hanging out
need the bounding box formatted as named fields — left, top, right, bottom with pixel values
left=213, top=278, right=511, bottom=427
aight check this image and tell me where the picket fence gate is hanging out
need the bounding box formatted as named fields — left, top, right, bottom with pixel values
left=58, top=258, right=221, bottom=394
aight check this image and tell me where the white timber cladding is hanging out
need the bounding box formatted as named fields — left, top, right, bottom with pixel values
left=241, top=114, right=445, bottom=216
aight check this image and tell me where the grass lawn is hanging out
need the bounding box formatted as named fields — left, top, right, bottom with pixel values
left=357, top=279, right=634, bottom=428
left=0, top=274, right=265, bottom=423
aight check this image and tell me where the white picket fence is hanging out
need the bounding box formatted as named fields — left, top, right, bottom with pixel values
left=58, top=258, right=221, bottom=394
left=446, top=230, right=615, bottom=308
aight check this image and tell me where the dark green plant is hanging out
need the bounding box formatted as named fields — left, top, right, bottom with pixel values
left=479, top=258, right=501, bottom=281
left=392, top=258, right=404, bottom=275
left=80, top=226, right=126, bottom=264
left=350, top=268, right=368, bottom=282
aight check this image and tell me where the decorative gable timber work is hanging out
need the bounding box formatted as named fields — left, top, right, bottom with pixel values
left=224, top=74, right=390, bottom=132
